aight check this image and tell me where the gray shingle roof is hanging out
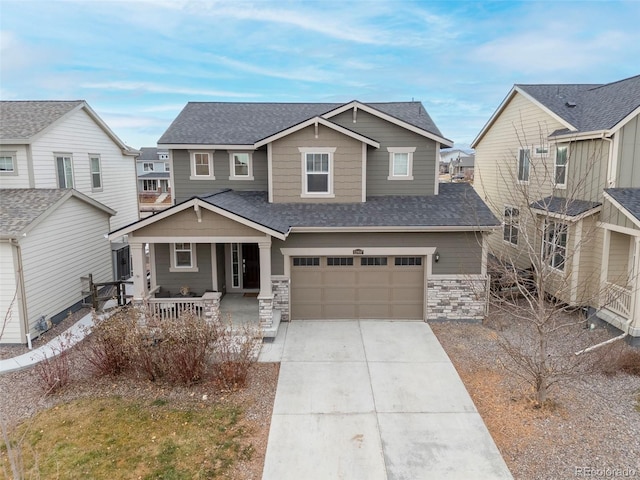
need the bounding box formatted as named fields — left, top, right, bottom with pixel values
left=530, top=196, right=601, bottom=217
left=138, top=172, right=170, bottom=179
left=517, top=75, right=640, bottom=134
left=605, top=188, right=640, bottom=222
left=0, top=101, right=83, bottom=140
left=137, top=147, right=169, bottom=161
left=158, top=101, right=445, bottom=145
left=0, top=189, right=69, bottom=236
left=191, top=183, right=498, bottom=235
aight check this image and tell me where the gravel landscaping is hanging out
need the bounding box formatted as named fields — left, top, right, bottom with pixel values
left=432, top=309, right=640, bottom=480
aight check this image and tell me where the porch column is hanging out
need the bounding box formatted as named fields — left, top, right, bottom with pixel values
left=632, top=236, right=640, bottom=333
left=130, top=242, right=148, bottom=301
left=258, top=239, right=274, bottom=330
left=600, top=228, right=611, bottom=306
left=258, top=240, right=273, bottom=297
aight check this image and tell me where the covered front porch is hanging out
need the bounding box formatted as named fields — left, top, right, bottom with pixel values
left=109, top=199, right=288, bottom=338
left=599, top=227, right=640, bottom=338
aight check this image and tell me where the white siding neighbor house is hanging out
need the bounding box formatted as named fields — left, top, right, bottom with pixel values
left=0, top=101, right=140, bottom=343
left=0, top=189, right=114, bottom=344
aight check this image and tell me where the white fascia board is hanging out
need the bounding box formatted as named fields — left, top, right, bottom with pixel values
left=549, top=130, right=609, bottom=142
left=603, top=191, right=640, bottom=229
left=25, top=103, right=86, bottom=145
left=472, top=87, right=576, bottom=148
left=254, top=116, right=380, bottom=148
left=530, top=205, right=602, bottom=223
left=608, top=106, right=640, bottom=136
left=323, top=102, right=454, bottom=147
left=109, top=197, right=287, bottom=241
left=79, top=102, right=135, bottom=154
left=158, top=144, right=256, bottom=150
left=290, top=225, right=501, bottom=233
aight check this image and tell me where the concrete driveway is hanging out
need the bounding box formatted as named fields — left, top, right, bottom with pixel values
left=260, top=320, right=512, bottom=480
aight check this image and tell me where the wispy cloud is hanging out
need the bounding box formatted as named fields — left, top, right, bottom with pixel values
left=80, top=81, right=260, bottom=98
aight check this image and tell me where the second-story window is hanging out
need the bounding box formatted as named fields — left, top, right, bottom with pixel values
left=90, top=154, right=102, bottom=191
left=555, top=145, right=568, bottom=188
left=143, top=162, right=154, bottom=172
left=164, top=162, right=170, bottom=172
left=56, top=155, right=74, bottom=188
left=190, top=151, right=215, bottom=180
left=517, top=148, right=530, bottom=183
left=0, top=151, right=16, bottom=175
left=229, top=152, right=253, bottom=180
left=387, top=147, right=416, bottom=180
left=306, top=153, right=329, bottom=193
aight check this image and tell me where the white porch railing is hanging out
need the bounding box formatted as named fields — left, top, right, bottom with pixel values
left=603, top=281, right=632, bottom=318
left=146, top=297, right=207, bottom=320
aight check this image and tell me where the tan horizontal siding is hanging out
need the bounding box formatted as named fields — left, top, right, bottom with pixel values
left=0, top=242, right=22, bottom=343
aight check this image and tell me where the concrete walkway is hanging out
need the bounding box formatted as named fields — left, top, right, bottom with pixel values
left=261, top=320, right=513, bottom=480
left=0, top=311, right=96, bottom=374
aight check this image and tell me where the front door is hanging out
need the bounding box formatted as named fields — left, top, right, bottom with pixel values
left=242, top=244, right=260, bottom=289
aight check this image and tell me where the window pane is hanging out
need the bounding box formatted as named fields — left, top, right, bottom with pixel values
left=176, top=251, right=191, bottom=267
left=307, top=174, right=328, bottom=192
left=393, top=153, right=409, bottom=176
left=556, top=146, right=568, bottom=166
left=0, top=156, right=14, bottom=171
left=195, top=153, right=209, bottom=175
left=518, top=149, right=530, bottom=181
left=234, top=153, right=249, bottom=176
left=306, top=153, right=328, bottom=173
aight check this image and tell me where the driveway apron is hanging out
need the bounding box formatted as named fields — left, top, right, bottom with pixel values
left=261, top=320, right=513, bottom=480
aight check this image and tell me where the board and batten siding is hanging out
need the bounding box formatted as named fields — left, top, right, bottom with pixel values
left=330, top=109, right=438, bottom=196
left=20, top=196, right=112, bottom=338
left=270, top=124, right=362, bottom=203
left=0, top=145, right=30, bottom=188
left=172, top=148, right=268, bottom=204
left=270, top=231, right=483, bottom=276
left=601, top=199, right=639, bottom=231
left=0, top=242, right=22, bottom=343
left=29, top=108, right=139, bottom=230
left=154, top=243, right=214, bottom=295
left=560, top=139, right=608, bottom=204
left=615, top=115, right=640, bottom=188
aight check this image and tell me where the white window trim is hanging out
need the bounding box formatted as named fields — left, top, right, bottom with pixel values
left=164, top=162, right=170, bottom=172
left=387, top=147, right=416, bottom=180
left=189, top=150, right=215, bottom=180
left=533, top=144, right=549, bottom=158
left=228, top=151, right=254, bottom=180
left=554, top=145, right=568, bottom=189
left=0, top=151, right=18, bottom=176
left=170, top=243, right=199, bottom=272
left=143, top=162, right=154, bottom=172
left=299, top=147, right=336, bottom=198
left=503, top=205, right=519, bottom=246
left=89, top=154, right=103, bottom=192
left=517, top=148, right=530, bottom=184
left=55, top=154, right=74, bottom=188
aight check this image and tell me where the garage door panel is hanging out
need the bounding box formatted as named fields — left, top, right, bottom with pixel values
left=357, top=287, right=391, bottom=302
left=291, top=256, right=424, bottom=320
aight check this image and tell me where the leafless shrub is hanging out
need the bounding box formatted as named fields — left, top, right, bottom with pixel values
left=211, top=317, right=262, bottom=390
left=80, top=308, right=134, bottom=376
left=157, top=312, right=220, bottom=386
left=34, top=337, right=71, bottom=395
left=600, top=348, right=640, bottom=376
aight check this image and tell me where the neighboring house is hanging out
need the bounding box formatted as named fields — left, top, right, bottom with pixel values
left=472, top=75, right=640, bottom=343
left=136, top=147, right=172, bottom=216
left=0, top=100, right=139, bottom=343
left=110, top=100, right=500, bottom=336
left=0, top=189, right=114, bottom=344
left=440, top=147, right=475, bottom=178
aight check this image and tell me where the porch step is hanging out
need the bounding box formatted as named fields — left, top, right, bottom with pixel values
left=263, top=309, right=281, bottom=339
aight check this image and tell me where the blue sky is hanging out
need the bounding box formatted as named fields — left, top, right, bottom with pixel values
left=1, top=0, right=639, bottom=149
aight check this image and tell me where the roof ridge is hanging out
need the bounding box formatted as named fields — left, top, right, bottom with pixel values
left=586, top=73, right=640, bottom=92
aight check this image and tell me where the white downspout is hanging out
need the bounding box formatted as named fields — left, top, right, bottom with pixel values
left=575, top=318, right=632, bottom=355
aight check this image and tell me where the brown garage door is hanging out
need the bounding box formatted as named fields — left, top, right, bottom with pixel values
left=290, top=256, right=424, bottom=320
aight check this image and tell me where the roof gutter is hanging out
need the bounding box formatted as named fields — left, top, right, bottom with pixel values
left=290, top=225, right=501, bottom=233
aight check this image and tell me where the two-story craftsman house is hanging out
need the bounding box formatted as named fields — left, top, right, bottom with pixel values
left=110, top=101, right=499, bottom=336
left=136, top=147, right=172, bottom=215
left=0, top=100, right=139, bottom=344
left=472, top=75, right=640, bottom=343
